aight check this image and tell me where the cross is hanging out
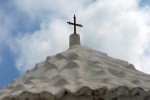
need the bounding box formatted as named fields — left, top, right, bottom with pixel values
left=67, top=15, right=83, bottom=34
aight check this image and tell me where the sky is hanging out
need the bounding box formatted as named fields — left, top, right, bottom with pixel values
left=0, top=0, right=150, bottom=89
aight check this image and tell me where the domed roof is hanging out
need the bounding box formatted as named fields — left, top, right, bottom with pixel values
left=1, top=45, right=150, bottom=99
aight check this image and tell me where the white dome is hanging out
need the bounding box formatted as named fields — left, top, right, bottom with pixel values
left=1, top=45, right=150, bottom=99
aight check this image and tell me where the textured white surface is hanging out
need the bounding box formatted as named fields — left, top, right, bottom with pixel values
left=0, top=45, right=150, bottom=99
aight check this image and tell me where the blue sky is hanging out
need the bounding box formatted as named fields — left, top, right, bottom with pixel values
left=0, top=0, right=150, bottom=89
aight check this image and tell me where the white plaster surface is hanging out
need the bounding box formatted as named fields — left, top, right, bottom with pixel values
left=0, top=45, right=150, bottom=99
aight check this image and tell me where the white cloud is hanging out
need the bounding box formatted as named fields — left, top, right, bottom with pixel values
left=12, top=0, right=150, bottom=74
left=0, top=7, right=15, bottom=66
left=11, top=19, right=70, bottom=72
left=0, top=9, right=13, bottom=44
left=79, top=0, right=150, bottom=70
left=14, top=0, right=93, bottom=20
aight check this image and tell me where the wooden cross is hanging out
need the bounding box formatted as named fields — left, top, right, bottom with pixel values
left=67, top=15, right=83, bottom=34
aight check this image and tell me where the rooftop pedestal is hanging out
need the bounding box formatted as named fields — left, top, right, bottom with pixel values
left=69, top=34, right=80, bottom=48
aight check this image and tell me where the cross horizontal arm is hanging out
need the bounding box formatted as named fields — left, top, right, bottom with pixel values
left=67, top=22, right=83, bottom=27
left=67, top=21, right=73, bottom=25
left=76, top=24, right=83, bottom=27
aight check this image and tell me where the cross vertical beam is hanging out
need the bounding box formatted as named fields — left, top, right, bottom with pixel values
left=74, top=15, right=76, bottom=34
left=67, top=15, right=83, bottom=34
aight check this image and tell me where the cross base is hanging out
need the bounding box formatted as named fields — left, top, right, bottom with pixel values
left=69, top=34, right=80, bottom=48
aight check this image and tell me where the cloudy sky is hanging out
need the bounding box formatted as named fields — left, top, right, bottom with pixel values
left=0, top=0, right=150, bottom=89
